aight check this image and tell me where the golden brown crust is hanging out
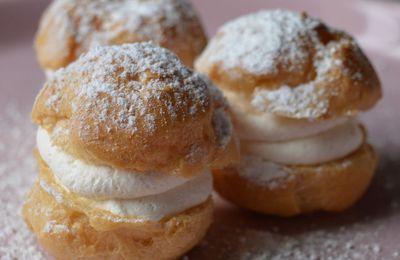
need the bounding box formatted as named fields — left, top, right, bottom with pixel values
left=213, top=142, right=378, bottom=216
left=23, top=152, right=213, bottom=259
left=195, top=10, right=381, bottom=119
left=33, top=149, right=212, bottom=222
left=22, top=181, right=213, bottom=260
left=32, top=43, right=239, bottom=176
left=36, top=0, right=207, bottom=70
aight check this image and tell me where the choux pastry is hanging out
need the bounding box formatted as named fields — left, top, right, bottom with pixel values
left=23, top=43, right=239, bottom=259
left=35, top=0, right=207, bottom=75
left=196, top=9, right=381, bottom=216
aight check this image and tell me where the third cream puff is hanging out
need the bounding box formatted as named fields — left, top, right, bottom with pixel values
left=35, top=0, right=207, bottom=74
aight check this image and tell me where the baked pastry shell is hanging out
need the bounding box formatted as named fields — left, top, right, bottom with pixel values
left=35, top=0, right=207, bottom=69
left=213, top=142, right=377, bottom=217
left=22, top=153, right=213, bottom=260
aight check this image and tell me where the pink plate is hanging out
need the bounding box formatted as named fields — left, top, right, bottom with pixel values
left=1, top=0, right=400, bottom=259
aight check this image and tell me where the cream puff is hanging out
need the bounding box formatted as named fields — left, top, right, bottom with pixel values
left=23, top=43, right=238, bottom=259
left=35, top=0, right=207, bottom=76
left=195, top=9, right=382, bottom=217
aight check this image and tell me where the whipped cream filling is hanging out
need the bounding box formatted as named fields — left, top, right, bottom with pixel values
left=224, top=90, right=363, bottom=165
left=39, top=172, right=212, bottom=221
left=37, top=128, right=189, bottom=199
left=37, top=128, right=212, bottom=220
left=95, top=171, right=212, bottom=220
left=225, top=91, right=349, bottom=142
left=241, top=120, right=363, bottom=165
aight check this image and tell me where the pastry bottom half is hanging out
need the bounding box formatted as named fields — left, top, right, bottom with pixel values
left=213, top=142, right=377, bottom=217
left=22, top=155, right=213, bottom=260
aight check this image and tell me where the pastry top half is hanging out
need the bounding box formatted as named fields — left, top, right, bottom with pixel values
left=36, top=0, right=207, bottom=70
left=32, top=43, right=238, bottom=176
left=195, top=9, right=382, bottom=120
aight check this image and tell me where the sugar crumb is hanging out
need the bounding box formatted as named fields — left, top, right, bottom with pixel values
left=43, top=220, right=69, bottom=234
left=236, top=155, right=292, bottom=189
left=0, top=104, right=45, bottom=259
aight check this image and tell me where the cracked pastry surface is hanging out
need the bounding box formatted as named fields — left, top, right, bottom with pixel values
left=196, top=9, right=381, bottom=120
left=33, top=43, right=238, bottom=176
left=36, top=0, right=207, bottom=71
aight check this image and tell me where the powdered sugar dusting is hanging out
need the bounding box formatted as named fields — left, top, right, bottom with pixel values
left=252, top=84, right=328, bottom=118
left=202, top=9, right=319, bottom=75
left=250, top=42, right=346, bottom=118
left=39, top=179, right=63, bottom=204
left=0, top=104, right=45, bottom=259
left=202, top=75, right=234, bottom=149
left=199, top=9, right=353, bottom=119
left=47, top=43, right=210, bottom=135
left=42, top=220, right=69, bottom=234
left=236, top=155, right=292, bottom=189
left=212, top=108, right=233, bottom=149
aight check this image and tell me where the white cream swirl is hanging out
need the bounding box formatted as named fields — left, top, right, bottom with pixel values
left=225, top=91, right=363, bottom=165
left=95, top=171, right=212, bottom=220
left=225, top=90, right=349, bottom=142
left=37, top=128, right=189, bottom=199
left=37, top=128, right=212, bottom=220
left=241, top=121, right=363, bottom=165
left=39, top=171, right=212, bottom=221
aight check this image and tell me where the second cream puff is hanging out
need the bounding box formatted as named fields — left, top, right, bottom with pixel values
left=196, top=9, right=382, bottom=217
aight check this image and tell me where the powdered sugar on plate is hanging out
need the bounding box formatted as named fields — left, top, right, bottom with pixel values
left=187, top=222, right=391, bottom=260
left=0, top=104, right=45, bottom=260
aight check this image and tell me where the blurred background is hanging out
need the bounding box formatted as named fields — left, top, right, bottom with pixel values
left=1, top=0, right=399, bottom=106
